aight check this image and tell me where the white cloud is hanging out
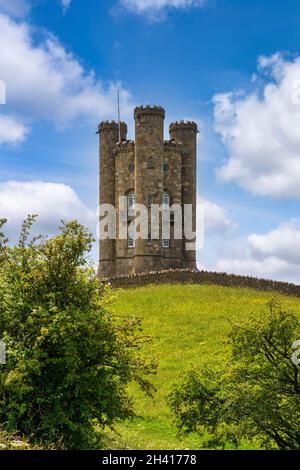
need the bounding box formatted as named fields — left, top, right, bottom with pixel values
left=0, top=13, right=133, bottom=140
left=196, top=198, right=237, bottom=257
left=0, top=114, right=28, bottom=144
left=216, top=256, right=300, bottom=282
left=61, top=0, right=71, bottom=13
left=214, top=53, right=300, bottom=200
left=0, top=181, right=95, bottom=243
left=120, top=0, right=207, bottom=18
left=215, top=221, right=300, bottom=283
left=199, top=198, right=236, bottom=233
left=0, top=0, right=30, bottom=18
left=248, top=220, right=300, bottom=265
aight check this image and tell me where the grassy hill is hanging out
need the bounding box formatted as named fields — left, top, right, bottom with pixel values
left=104, top=283, right=300, bottom=450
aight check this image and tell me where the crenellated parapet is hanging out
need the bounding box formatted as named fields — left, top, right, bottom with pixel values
left=98, top=121, right=127, bottom=137
left=134, top=105, right=165, bottom=120
left=114, top=140, right=135, bottom=154
left=164, top=140, right=183, bottom=153
left=169, top=121, right=198, bottom=135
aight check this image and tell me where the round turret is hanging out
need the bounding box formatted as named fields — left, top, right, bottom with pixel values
left=98, top=121, right=127, bottom=140
left=169, top=121, right=198, bottom=138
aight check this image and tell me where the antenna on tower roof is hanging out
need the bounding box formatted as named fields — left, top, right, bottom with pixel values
left=117, top=89, right=121, bottom=143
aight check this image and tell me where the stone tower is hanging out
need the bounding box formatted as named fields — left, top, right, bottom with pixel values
left=97, top=105, right=198, bottom=278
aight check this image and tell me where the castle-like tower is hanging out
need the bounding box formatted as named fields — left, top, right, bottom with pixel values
left=97, top=105, right=197, bottom=277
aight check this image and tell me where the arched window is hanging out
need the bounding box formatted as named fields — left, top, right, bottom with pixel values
left=127, top=191, right=135, bottom=218
left=128, top=192, right=135, bottom=210
left=163, top=192, right=170, bottom=209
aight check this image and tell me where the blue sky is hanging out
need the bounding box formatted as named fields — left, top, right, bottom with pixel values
left=1, top=0, right=300, bottom=282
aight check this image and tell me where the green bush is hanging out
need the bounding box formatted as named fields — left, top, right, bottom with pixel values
left=0, top=216, right=156, bottom=449
left=169, top=300, right=300, bottom=449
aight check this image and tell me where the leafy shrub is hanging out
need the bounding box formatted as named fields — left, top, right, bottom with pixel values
left=0, top=217, right=156, bottom=449
left=169, top=300, right=300, bottom=449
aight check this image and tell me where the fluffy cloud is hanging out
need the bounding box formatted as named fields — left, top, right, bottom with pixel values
left=61, top=0, right=72, bottom=13
left=0, top=0, right=30, bottom=18
left=196, top=198, right=237, bottom=256
left=249, top=221, right=300, bottom=265
left=0, top=181, right=95, bottom=243
left=0, top=13, right=133, bottom=142
left=215, top=221, right=300, bottom=283
left=216, top=256, right=300, bottom=282
left=120, top=0, right=206, bottom=18
left=0, top=114, right=28, bottom=144
left=199, top=198, right=236, bottom=233
left=214, top=53, right=300, bottom=200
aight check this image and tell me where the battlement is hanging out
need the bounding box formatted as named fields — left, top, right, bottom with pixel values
left=134, top=105, right=165, bottom=119
left=98, top=121, right=128, bottom=133
left=164, top=140, right=183, bottom=152
left=114, top=140, right=135, bottom=154
left=169, top=121, right=198, bottom=133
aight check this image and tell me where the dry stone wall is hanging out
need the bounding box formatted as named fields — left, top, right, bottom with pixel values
left=102, top=269, right=300, bottom=298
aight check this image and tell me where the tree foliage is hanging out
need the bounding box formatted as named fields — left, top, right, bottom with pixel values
left=169, top=300, right=300, bottom=449
left=0, top=216, right=156, bottom=449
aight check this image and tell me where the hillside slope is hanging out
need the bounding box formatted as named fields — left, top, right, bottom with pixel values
left=104, top=283, right=300, bottom=450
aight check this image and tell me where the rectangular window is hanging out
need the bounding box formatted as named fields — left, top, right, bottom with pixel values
left=162, top=239, right=170, bottom=248
left=128, top=235, right=135, bottom=248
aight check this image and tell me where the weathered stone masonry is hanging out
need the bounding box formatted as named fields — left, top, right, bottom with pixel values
left=97, top=105, right=198, bottom=277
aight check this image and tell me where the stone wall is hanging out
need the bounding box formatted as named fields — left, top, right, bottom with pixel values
left=169, top=122, right=197, bottom=268
left=134, top=106, right=165, bottom=273
left=163, top=141, right=183, bottom=268
left=97, top=121, right=127, bottom=278
left=114, top=140, right=135, bottom=273
left=103, top=269, right=300, bottom=298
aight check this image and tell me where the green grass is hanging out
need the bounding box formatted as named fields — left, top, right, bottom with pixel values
left=104, top=283, right=300, bottom=450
